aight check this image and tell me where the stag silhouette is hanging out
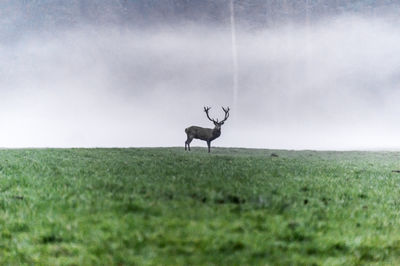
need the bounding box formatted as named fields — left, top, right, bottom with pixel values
left=185, top=106, right=230, bottom=153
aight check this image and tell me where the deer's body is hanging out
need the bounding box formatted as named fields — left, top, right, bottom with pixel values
left=185, top=126, right=220, bottom=141
left=185, top=107, right=229, bottom=153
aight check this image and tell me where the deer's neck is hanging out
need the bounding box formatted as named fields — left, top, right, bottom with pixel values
left=212, top=127, right=221, bottom=139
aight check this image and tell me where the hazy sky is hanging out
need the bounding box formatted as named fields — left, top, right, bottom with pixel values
left=2, top=4, right=400, bottom=149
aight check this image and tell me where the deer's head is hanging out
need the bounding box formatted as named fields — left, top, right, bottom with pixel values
left=204, top=106, right=230, bottom=131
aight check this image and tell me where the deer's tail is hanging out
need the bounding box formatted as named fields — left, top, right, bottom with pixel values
left=185, top=128, right=189, bottom=134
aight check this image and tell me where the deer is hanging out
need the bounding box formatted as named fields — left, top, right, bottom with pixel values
left=185, top=106, right=230, bottom=153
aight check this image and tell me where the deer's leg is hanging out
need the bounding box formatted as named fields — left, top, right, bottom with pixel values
left=186, top=136, right=193, bottom=151
left=207, top=141, right=211, bottom=153
left=185, top=135, right=189, bottom=151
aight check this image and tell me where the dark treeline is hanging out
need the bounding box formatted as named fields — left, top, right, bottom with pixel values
left=0, top=0, right=399, bottom=39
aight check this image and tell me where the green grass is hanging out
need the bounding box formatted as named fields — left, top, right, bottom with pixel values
left=1, top=147, right=400, bottom=265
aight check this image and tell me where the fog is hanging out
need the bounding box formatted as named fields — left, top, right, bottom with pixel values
left=2, top=15, right=400, bottom=149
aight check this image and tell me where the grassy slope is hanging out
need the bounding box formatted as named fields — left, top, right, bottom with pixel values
left=1, top=147, right=400, bottom=264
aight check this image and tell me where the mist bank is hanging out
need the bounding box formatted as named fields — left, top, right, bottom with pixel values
left=1, top=16, right=400, bottom=149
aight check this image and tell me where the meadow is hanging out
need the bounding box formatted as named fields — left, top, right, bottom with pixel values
left=2, top=147, right=400, bottom=265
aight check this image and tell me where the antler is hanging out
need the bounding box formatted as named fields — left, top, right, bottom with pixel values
left=220, top=106, right=230, bottom=123
left=204, top=106, right=217, bottom=123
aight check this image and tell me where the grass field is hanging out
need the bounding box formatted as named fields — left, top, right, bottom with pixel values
left=2, top=147, right=400, bottom=265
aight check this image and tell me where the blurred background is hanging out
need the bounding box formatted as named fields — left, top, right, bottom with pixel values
left=1, top=1, right=400, bottom=149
